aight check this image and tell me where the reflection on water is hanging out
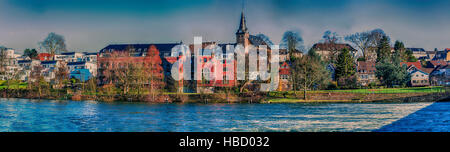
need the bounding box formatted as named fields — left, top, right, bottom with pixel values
left=0, top=98, right=445, bottom=132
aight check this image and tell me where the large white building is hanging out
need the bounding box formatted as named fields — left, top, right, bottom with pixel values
left=0, top=48, right=23, bottom=80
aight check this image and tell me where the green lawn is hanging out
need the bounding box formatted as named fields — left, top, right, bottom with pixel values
left=0, top=80, right=27, bottom=89
left=274, top=86, right=445, bottom=94
left=322, top=86, right=445, bottom=94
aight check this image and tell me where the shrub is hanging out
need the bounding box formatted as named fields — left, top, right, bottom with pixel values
left=327, top=81, right=338, bottom=90
left=337, top=76, right=357, bottom=89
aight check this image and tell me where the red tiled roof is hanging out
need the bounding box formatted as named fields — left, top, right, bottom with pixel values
left=38, top=53, right=53, bottom=61
left=429, top=60, right=448, bottom=67
left=421, top=68, right=434, bottom=74
left=401, top=61, right=422, bottom=69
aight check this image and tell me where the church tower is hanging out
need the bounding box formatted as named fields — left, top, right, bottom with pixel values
left=236, top=11, right=249, bottom=47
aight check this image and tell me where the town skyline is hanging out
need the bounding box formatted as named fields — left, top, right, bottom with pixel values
left=1, top=0, right=449, bottom=53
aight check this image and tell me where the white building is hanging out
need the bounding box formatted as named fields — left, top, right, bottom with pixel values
left=1, top=48, right=23, bottom=80
left=67, top=61, right=97, bottom=77
left=17, top=60, right=41, bottom=81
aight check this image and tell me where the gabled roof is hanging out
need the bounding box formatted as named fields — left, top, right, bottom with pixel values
left=428, top=60, right=448, bottom=68
left=401, top=61, right=422, bottom=69
left=411, top=69, right=429, bottom=75
left=249, top=35, right=269, bottom=47
left=433, top=50, right=449, bottom=60
left=421, top=68, right=434, bottom=74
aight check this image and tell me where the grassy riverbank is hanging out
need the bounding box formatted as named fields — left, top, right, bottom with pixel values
left=265, top=86, right=448, bottom=103
left=1, top=85, right=448, bottom=103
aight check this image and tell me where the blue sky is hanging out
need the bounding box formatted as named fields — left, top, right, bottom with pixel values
left=0, top=0, right=449, bottom=53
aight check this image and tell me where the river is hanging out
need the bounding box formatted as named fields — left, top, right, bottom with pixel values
left=0, top=98, right=448, bottom=132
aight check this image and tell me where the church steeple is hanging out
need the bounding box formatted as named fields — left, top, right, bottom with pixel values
left=236, top=10, right=249, bottom=46
left=236, top=11, right=248, bottom=34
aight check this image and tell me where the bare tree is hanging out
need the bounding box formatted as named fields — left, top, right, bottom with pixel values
left=293, top=56, right=329, bottom=100
left=55, top=62, right=69, bottom=89
left=0, top=47, right=6, bottom=77
left=345, top=29, right=387, bottom=59
left=39, top=32, right=67, bottom=60
left=322, top=30, right=340, bottom=44
left=29, top=65, right=46, bottom=98
left=280, top=31, right=304, bottom=95
left=345, top=32, right=372, bottom=59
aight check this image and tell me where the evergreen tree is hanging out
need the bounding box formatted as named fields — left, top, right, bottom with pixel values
left=335, top=48, right=355, bottom=80
left=376, top=36, right=391, bottom=63
left=404, top=49, right=418, bottom=62
left=23, top=48, right=38, bottom=59
left=307, top=48, right=322, bottom=63
left=394, top=41, right=407, bottom=62
left=375, top=39, right=410, bottom=87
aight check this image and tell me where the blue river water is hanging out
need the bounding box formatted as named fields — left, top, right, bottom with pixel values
left=0, top=98, right=448, bottom=132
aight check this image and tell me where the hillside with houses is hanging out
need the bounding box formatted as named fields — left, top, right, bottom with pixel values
left=0, top=11, right=448, bottom=102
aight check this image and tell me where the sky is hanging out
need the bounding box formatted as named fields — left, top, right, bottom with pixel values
left=0, top=0, right=449, bottom=53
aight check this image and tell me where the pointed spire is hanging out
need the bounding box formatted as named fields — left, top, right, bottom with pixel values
left=236, top=11, right=248, bottom=34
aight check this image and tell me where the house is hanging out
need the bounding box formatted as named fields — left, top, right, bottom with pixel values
left=278, top=61, right=291, bottom=91
left=432, top=49, right=449, bottom=61
left=16, top=60, right=41, bottom=81
left=311, top=43, right=357, bottom=62
left=407, top=48, right=427, bottom=59
left=181, top=42, right=238, bottom=93
left=40, top=60, right=62, bottom=82
left=426, top=60, right=448, bottom=69
left=430, top=65, right=450, bottom=86
left=409, top=70, right=430, bottom=87
left=0, top=48, right=22, bottom=80
left=401, top=61, right=431, bottom=87
left=426, top=51, right=436, bottom=61
left=82, top=52, right=98, bottom=63
left=38, top=53, right=53, bottom=61
left=97, top=43, right=181, bottom=88
left=401, top=61, right=423, bottom=73
left=57, top=52, right=84, bottom=62
left=356, top=61, right=377, bottom=86
left=67, top=61, right=97, bottom=78
left=70, top=69, right=91, bottom=82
